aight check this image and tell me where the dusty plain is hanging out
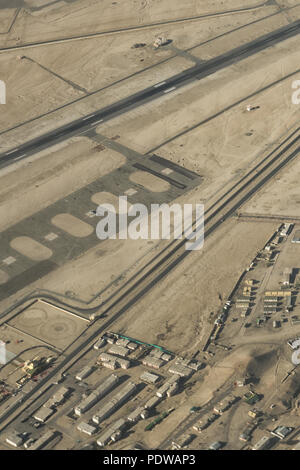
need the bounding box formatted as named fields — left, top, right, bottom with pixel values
left=0, top=0, right=299, bottom=452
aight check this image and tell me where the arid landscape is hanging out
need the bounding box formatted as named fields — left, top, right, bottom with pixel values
left=0, top=0, right=299, bottom=453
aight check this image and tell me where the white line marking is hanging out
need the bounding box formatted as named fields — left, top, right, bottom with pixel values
left=154, top=81, right=166, bottom=88
left=163, top=86, right=176, bottom=94
left=92, top=119, right=104, bottom=125
left=6, top=149, right=17, bottom=155
left=83, top=114, right=95, bottom=120
left=15, top=154, right=26, bottom=160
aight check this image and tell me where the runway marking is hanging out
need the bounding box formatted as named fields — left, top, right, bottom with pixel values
left=14, top=154, right=26, bottom=160
left=6, top=149, right=17, bottom=155
left=154, top=81, right=166, bottom=88
left=44, top=232, right=59, bottom=242
left=163, top=86, right=176, bottom=93
left=77, top=129, right=89, bottom=136
left=92, top=119, right=104, bottom=125
left=83, top=114, right=95, bottom=120
left=124, top=188, right=138, bottom=196
left=161, top=167, right=173, bottom=175
left=86, top=210, right=97, bottom=218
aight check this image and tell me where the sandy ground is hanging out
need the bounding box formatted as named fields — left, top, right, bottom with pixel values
left=0, top=3, right=284, bottom=137
left=98, top=35, right=300, bottom=158
left=0, top=0, right=269, bottom=48
left=8, top=300, right=88, bottom=350
left=142, top=345, right=259, bottom=448
left=244, top=154, right=300, bottom=216
left=111, top=219, right=278, bottom=353
left=0, top=1, right=299, bottom=450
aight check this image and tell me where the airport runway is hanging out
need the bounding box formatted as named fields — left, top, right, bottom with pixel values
left=0, top=19, right=299, bottom=169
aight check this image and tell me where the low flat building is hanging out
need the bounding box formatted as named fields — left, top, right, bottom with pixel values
left=156, top=383, right=170, bottom=398
left=108, top=345, right=130, bottom=357
left=172, top=434, right=193, bottom=449
left=167, top=383, right=178, bottom=397
left=283, top=268, right=293, bottom=286
left=34, top=406, right=55, bottom=423
left=239, top=431, right=251, bottom=442
left=140, top=371, right=160, bottom=384
left=92, top=381, right=137, bottom=424
left=77, top=422, right=97, bottom=436
left=117, top=358, right=131, bottom=369
left=97, top=419, right=126, bottom=447
left=6, top=430, right=24, bottom=448
left=51, top=386, right=70, bottom=406
left=93, top=338, right=106, bottom=350
left=144, top=395, right=161, bottom=410
left=102, top=360, right=117, bottom=370
left=127, top=407, right=144, bottom=423
left=187, top=360, right=202, bottom=371
left=74, top=373, right=119, bottom=416
left=150, top=349, right=165, bottom=359
left=76, top=366, right=93, bottom=381
left=292, top=230, right=300, bottom=244
left=168, top=364, right=193, bottom=378
left=140, top=409, right=149, bottom=420
left=98, top=352, right=115, bottom=363
left=142, top=356, right=164, bottom=369
left=271, top=426, right=293, bottom=440
left=98, top=353, right=130, bottom=369
left=116, top=338, right=130, bottom=347
left=29, top=431, right=56, bottom=450
left=252, top=436, right=273, bottom=451
left=248, top=409, right=261, bottom=419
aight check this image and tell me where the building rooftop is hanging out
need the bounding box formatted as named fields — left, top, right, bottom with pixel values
left=292, top=230, right=300, bottom=243
left=5, top=430, right=24, bottom=448
left=34, top=406, right=55, bottom=423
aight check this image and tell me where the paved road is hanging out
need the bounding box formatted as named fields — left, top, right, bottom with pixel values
left=1, top=19, right=299, bottom=169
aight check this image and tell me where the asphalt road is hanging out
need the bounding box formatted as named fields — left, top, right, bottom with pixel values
left=0, top=19, right=299, bottom=169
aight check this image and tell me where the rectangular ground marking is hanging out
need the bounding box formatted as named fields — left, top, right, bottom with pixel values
left=86, top=210, right=97, bottom=218
left=3, top=257, right=16, bottom=265
left=124, top=188, right=138, bottom=196
left=44, top=232, right=59, bottom=241
left=161, top=168, right=174, bottom=175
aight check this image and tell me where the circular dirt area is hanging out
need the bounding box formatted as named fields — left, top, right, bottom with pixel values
left=52, top=213, right=93, bottom=238
left=39, top=318, right=77, bottom=341
left=0, top=269, right=9, bottom=285
left=18, top=308, right=48, bottom=327
left=10, top=236, right=53, bottom=261
left=129, top=171, right=170, bottom=192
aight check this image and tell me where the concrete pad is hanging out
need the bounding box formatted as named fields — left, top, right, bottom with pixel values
left=10, top=236, right=53, bottom=261
left=51, top=213, right=94, bottom=238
